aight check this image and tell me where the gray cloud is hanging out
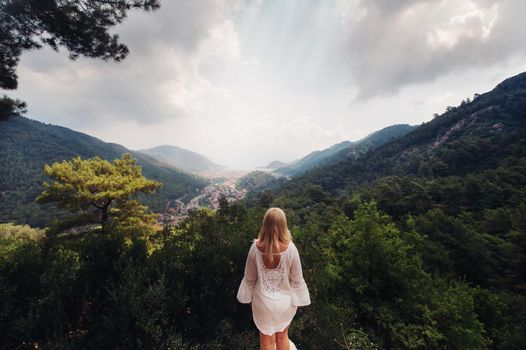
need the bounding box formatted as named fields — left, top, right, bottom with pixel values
left=7, top=0, right=526, bottom=168
left=338, top=0, right=526, bottom=99
left=15, top=0, right=243, bottom=126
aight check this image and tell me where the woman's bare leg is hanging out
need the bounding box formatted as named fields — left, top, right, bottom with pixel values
left=259, top=332, right=276, bottom=350
left=275, top=327, right=290, bottom=350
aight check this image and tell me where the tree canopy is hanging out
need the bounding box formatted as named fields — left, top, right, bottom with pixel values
left=37, top=154, right=161, bottom=232
left=0, top=94, right=25, bottom=120
left=0, top=0, right=160, bottom=90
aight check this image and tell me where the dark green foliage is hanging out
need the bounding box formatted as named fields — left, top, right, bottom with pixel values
left=0, top=95, right=26, bottom=120
left=0, top=116, right=207, bottom=227
left=0, top=185, right=506, bottom=350
left=37, top=154, right=161, bottom=233
left=0, top=0, right=160, bottom=90
left=236, top=170, right=286, bottom=193
left=1, top=201, right=505, bottom=349
left=0, top=206, right=263, bottom=349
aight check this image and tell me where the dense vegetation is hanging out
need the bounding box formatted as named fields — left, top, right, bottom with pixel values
left=236, top=170, right=287, bottom=193
left=0, top=95, right=26, bottom=121
left=37, top=155, right=161, bottom=234
left=1, top=72, right=526, bottom=349
left=0, top=116, right=207, bottom=227
left=2, top=198, right=524, bottom=349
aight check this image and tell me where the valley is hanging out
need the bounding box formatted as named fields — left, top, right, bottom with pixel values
left=159, top=171, right=249, bottom=225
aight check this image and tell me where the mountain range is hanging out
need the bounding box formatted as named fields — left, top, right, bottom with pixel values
left=274, top=124, right=416, bottom=177
left=3, top=72, right=525, bottom=229
left=138, top=145, right=223, bottom=174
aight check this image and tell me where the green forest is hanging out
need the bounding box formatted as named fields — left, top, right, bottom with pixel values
left=0, top=115, right=207, bottom=227
left=1, top=72, right=525, bottom=349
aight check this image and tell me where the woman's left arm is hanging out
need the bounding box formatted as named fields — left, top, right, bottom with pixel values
left=290, top=244, right=311, bottom=306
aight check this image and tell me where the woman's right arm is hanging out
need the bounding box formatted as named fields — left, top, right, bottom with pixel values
left=237, top=243, right=257, bottom=303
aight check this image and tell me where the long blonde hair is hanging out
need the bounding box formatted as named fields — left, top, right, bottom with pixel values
left=257, top=207, right=292, bottom=264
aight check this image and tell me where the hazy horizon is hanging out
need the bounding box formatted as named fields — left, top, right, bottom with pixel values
left=7, top=0, right=526, bottom=168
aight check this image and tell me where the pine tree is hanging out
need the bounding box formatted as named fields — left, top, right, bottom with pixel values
left=37, top=154, right=161, bottom=233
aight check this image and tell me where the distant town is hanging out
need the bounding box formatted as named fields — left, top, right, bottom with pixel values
left=158, top=169, right=250, bottom=225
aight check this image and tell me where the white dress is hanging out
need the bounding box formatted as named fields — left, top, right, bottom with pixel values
left=237, top=241, right=311, bottom=336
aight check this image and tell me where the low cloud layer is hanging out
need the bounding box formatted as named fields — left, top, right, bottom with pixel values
left=7, top=0, right=526, bottom=168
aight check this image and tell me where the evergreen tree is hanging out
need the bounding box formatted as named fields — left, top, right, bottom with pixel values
left=0, top=95, right=25, bottom=120
left=37, top=154, right=161, bottom=233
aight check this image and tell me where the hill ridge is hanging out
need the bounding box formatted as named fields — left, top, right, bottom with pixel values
left=0, top=116, right=207, bottom=227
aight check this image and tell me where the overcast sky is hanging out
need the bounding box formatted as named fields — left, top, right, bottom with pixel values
left=9, top=0, right=526, bottom=169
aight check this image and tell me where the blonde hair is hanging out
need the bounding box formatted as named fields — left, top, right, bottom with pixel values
left=257, top=207, right=292, bottom=264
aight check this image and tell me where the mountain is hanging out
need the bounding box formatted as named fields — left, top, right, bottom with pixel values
left=276, top=71, right=526, bottom=217
left=275, top=140, right=351, bottom=177
left=262, top=160, right=288, bottom=170
left=0, top=116, right=208, bottom=227
left=138, top=145, right=223, bottom=174
left=275, top=124, right=415, bottom=177
left=322, top=124, right=417, bottom=167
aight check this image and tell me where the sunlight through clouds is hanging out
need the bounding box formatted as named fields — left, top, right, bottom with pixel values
left=9, top=0, right=526, bottom=168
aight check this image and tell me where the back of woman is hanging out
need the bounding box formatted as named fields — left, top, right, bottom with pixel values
left=237, top=207, right=311, bottom=350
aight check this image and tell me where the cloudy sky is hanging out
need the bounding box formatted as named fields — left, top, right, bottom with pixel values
left=10, top=0, right=526, bottom=169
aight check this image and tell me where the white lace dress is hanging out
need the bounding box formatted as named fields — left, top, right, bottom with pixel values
left=237, top=241, right=311, bottom=336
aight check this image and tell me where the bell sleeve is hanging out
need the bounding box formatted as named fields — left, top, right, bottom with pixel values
left=237, top=243, right=258, bottom=304
left=290, top=244, right=311, bottom=307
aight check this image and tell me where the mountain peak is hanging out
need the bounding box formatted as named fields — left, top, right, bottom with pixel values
left=494, top=71, right=526, bottom=92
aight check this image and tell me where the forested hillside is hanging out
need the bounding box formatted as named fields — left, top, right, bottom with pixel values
left=278, top=72, right=526, bottom=204
left=0, top=116, right=207, bottom=227
left=236, top=170, right=287, bottom=194
left=275, top=124, right=415, bottom=177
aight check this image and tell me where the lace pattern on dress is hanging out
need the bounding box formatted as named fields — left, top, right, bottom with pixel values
left=258, top=254, right=285, bottom=296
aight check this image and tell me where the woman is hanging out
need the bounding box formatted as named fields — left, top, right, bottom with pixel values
left=237, top=207, right=311, bottom=350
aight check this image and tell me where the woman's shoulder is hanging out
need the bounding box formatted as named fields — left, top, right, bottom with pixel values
left=254, top=239, right=292, bottom=254
left=288, top=241, right=299, bottom=255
